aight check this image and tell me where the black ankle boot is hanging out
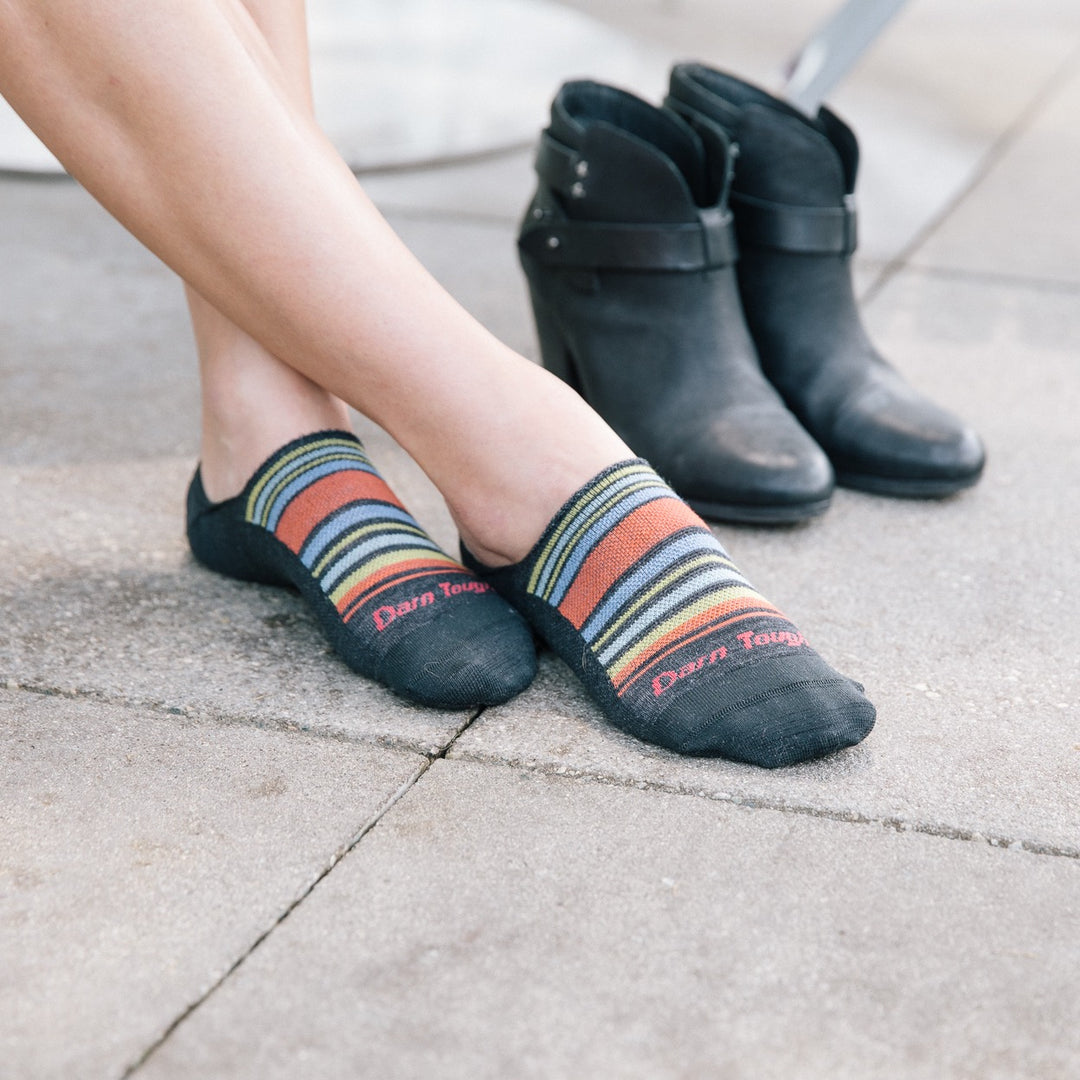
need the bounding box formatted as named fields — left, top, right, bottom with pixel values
left=518, top=80, right=833, bottom=524
left=666, top=64, right=986, bottom=497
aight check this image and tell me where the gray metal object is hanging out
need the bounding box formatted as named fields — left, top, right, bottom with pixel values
left=782, top=0, right=910, bottom=113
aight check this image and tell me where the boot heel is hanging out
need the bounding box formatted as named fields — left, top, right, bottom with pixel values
left=525, top=277, right=583, bottom=395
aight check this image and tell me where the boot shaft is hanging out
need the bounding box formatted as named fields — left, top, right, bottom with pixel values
left=666, top=64, right=859, bottom=209
left=521, top=80, right=740, bottom=275
left=535, top=79, right=736, bottom=225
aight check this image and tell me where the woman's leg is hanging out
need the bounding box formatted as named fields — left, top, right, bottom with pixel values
left=1, top=0, right=552, bottom=708
left=0, top=0, right=875, bottom=761
left=185, top=0, right=350, bottom=503
left=0, top=0, right=628, bottom=566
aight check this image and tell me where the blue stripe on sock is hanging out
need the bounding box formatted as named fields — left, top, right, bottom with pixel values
left=251, top=444, right=372, bottom=525
left=300, top=502, right=420, bottom=567
left=318, top=528, right=443, bottom=592
left=263, top=457, right=377, bottom=531
left=544, top=483, right=671, bottom=606
left=579, top=531, right=741, bottom=641
left=594, top=567, right=749, bottom=666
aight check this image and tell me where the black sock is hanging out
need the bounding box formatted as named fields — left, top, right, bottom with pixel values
left=187, top=431, right=537, bottom=708
left=466, top=460, right=874, bottom=765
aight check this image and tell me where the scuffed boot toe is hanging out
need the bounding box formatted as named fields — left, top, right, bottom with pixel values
left=827, top=375, right=987, bottom=497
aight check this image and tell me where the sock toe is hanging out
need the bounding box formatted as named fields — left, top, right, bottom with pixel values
left=378, top=607, right=537, bottom=708
left=654, top=668, right=876, bottom=765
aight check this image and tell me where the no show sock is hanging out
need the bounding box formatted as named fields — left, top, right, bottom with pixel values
left=187, top=431, right=537, bottom=708
left=465, top=460, right=874, bottom=766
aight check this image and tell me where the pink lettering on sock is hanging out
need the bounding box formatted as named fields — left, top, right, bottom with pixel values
left=438, top=580, right=492, bottom=598
left=652, top=671, right=678, bottom=697
left=649, top=628, right=810, bottom=698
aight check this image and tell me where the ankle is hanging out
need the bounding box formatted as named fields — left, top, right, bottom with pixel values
left=391, top=363, right=633, bottom=568
left=199, top=402, right=351, bottom=504
left=449, top=441, right=632, bottom=568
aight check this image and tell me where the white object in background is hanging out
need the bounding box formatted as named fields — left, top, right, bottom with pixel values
left=0, top=0, right=663, bottom=177
left=0, top=96, right=60, bottom=174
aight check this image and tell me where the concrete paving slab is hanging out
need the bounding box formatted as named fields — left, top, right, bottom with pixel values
left=0, top=177, right=199, bottom=468
left=0, top=460, right=474, bottom=755
left=0, top=169, right=538, bottom=468
left=914, top=62, right=1080, bottom=285
left=137, top=758, right=1080, bottom=1080
left=0, top=687, right=427, bottom=1080
left=453, top=267, right=1080, bottom=851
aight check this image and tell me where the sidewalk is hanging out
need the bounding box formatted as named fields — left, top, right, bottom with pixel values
left=3, top=2, right=1080, bottom=1077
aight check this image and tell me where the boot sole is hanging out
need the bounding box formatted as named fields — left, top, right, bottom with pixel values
left=686, top=493, right=832, bottom=526
left=836, top=469, right=984, bottom=499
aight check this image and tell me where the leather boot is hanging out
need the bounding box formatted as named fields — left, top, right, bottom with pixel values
left=518, top=80, right=834, bottom=524
left=666, top=64, right=986, bottom=497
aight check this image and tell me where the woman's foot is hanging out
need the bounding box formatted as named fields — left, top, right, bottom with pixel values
left=466, top=460, right=876, bottom=766
left=187, top=430, right=537, bottom=708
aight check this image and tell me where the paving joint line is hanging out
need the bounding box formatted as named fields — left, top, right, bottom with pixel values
left=119, top=703, right=489, bottom=1077
left=862, top=39, right=1080, bottom=305
left=0, top=141, right=531, bottom=186
left=448, top=749, right=1080, bottom=862
left=351, top=139, right=530, bottom=179
left=871, top=261, right=1080, bottom=297
left=0, top=677, right=459, bottom=759
left=9, top=679, right=1078, bottom=862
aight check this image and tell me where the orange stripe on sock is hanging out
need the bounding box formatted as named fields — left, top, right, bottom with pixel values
left=275, top=469, right=402, bottom=553
left=557, top=499, right=705, bottom=630
left=613, top=611, right=795, bottom=697
left=610, top=599, right=782, bottom=690
left=336, top=560, right=469, bottom=617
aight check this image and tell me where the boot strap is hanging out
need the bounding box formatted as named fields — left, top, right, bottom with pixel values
left=520, top=209, right=737, bottom=272
left=731, top=191, right=857, bottom=255
left=535, top=133, right=592, bottom=202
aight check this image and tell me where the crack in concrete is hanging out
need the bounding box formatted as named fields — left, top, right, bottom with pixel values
left=0, top=677, right=467, bottom=759
left=118, top=706, right=487, bottom=1078
left=381, top=203, right=520, bottom=228
left=447, top=750, right=1080, bottom=862
left=7, top=678, right=1076, bottom=862
left=352, top=139, right=530, bottom=181
left=873, top=262, right=1080, bottom=297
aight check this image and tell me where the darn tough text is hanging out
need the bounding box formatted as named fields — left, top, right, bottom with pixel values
left=372, top=580, right=493, bottom=631
left=651, top=629, right=807, bottom=696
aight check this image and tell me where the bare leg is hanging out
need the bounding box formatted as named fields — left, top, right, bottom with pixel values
left=185, top=0, right=350, bottom=502
left=0, top=0, right=629, bottom=565
left=0, top=0, right=879, bottom=760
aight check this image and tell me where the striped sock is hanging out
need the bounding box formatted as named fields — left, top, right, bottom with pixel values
left=187, top=431, right=536, bottom=708
left=466, top=460, right=875, bottom=765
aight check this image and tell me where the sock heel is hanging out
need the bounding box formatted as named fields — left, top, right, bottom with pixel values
left=186, top=469, right=287, bottom=586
